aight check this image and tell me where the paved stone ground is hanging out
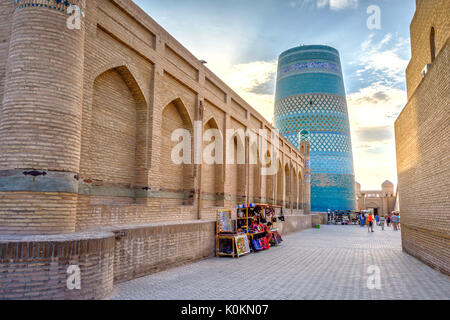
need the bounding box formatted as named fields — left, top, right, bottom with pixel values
left=109, top=225, right=450, bottom=300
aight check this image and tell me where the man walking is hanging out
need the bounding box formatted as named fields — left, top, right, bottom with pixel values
left=367, top=212, right=374, bottom=233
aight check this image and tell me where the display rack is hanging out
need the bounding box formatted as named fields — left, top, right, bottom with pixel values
left=216, top=209, right=250, bottom=258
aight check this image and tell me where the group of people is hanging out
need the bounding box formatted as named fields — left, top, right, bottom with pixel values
left=358, top=212, right=400, bottom=233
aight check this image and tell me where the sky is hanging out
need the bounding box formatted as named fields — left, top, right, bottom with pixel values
left=133, top=0, right=417, bottom=190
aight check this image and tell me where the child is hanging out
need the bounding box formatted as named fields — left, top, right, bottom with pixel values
left=264, top=222, right=273, bottom=243
left=379, top=215, right=385, bottom=231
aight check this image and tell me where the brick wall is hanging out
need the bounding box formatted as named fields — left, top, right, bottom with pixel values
left=0, top=0, right=314, bottom=299
left=107, top=220, right=216, bottom=283
left=406, top=0, right=450, bottom=99
left=0, top=0, right=13, bottom=109
left=0, top=0, right=310, bottom=234
left=395, top=0, right=450, bottom=275
left=0, top=232, right=115, bottom=299
left=276, top=214, right=313, bottom=235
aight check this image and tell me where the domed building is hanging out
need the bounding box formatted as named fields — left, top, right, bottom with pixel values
left=355, top=181, right=396, bottom=215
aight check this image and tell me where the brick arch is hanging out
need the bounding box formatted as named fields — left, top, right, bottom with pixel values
left=161, top=96, right=194, bottom=129
left=366, top=202, right=379, bottom=209
left=284, top=163, right=291, bottom=209
left=292, top=167, right=298, bottom=210
left=249, top=142, right=261, bottom=203
left=430, top=26, right=437, bottom=62
left=264, top=149, right=275, bottom=204
left=202, top=117, right=223, bottom=209
left=297, top=169, right=304, bottom=210
left=80, top=66, right=148, bottom=200
left=90, top=61, right=149, bottom=105
left=276, top=158, right=284, bottom=206
left=229, top=134, right=246, bottom=205
left=161, top=98, right=194, bottom=207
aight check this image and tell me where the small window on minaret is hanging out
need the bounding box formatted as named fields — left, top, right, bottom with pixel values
left=430, top=27, right=437, bottom=62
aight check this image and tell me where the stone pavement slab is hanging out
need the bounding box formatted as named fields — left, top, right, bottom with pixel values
left=109, top=225, right=450, bottom=300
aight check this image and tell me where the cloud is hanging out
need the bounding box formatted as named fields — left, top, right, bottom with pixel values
left=356, top=33, right=410, bottom=86
left=289, top=0, right=358, bottom=10
left=347, top=83, right=406, bottom=189
left=355, top=125, right=393, bottom=143
left=212, top=60, right=278, bottom=122
left=347, top=33, right=411, bottom=189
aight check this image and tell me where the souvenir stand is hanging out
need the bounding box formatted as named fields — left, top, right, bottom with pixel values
left=216, top=209, right=251, bottom=258
left=236, top=203, right=283, bottom=250
left=216, top=204, right=283, bottom=258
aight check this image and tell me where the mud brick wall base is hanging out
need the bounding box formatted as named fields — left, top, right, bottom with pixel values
left=401, top=225, right=450, bottom=276
left=0, top=232, right=115, bottom=300
left=105, top=220, right=216, bottom=284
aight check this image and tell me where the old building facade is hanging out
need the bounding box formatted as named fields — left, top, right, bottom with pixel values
left=395, top=0, right=450, bottom=275
left=355, top=181, right=396, bottom=216
left=0, top=0, right=321, bottom=299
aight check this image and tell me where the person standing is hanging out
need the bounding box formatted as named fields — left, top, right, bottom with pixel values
left=396, top=213, right=401, bottom=230
left=367, top=213, right=374, bottom=233
left=387, top=214, right=391, bottom=227
left=375, top=214, right=379, bottom=226
left=379, top=215, right=385, bottom=231
left=392, top=214, right=398, bottom=231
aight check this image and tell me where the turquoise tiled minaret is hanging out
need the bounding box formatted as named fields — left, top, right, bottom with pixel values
left=274, top=45, right=356, bottom=212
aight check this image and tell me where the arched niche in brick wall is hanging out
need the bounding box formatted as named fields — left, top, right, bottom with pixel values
left=292, top=167, right=298, bottom=210
left=202, top=117, right=223, bottom=208
left=229, top=133, right=246, bottom=205
left=161, top=98, right=194, bottom=206
left=298, top=170, right=304, bottom=210
left=249, top=141, right=261, bottom=204
left=265, top=149, right=275, bottom=205
left=82, top=66, right=148, bottom=202
left=430, top=27, right=437, bottom=62
left=284, top=163, right=291, bottom=209
left=276, top=159, right=284, bottom=206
